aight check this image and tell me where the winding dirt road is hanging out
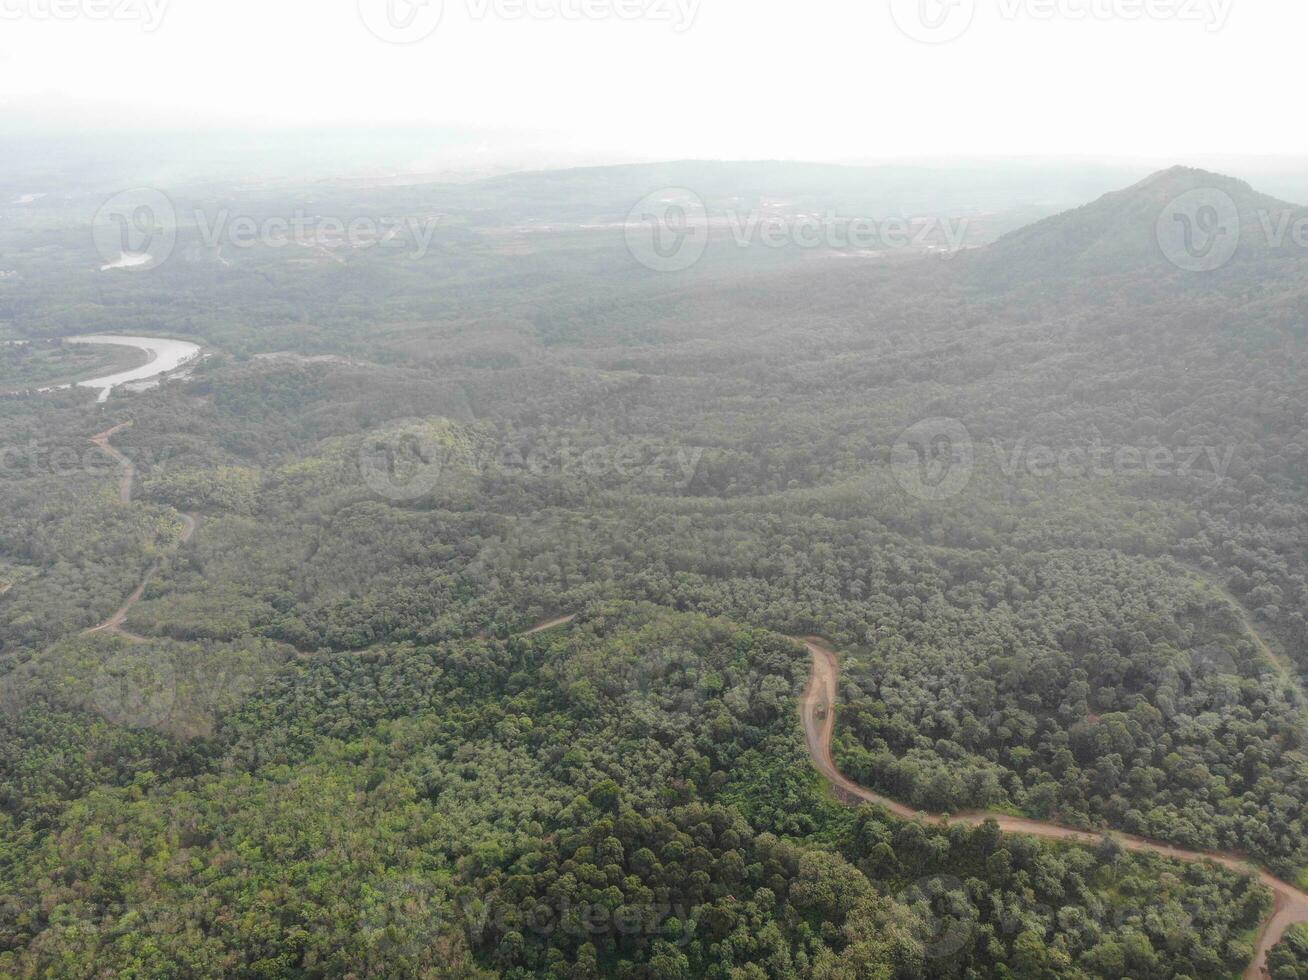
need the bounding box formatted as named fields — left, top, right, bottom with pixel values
left=77, top=424, right=1308, bottom=975
left=799, top=635, right=1308, bottom=980
left=86, top=424, right=197, bottom=640
left=89, top=422, right=136, bottom=504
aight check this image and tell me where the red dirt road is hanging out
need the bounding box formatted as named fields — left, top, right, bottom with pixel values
left=798, top=636, right=1308, bottom=980
left=70, top=428, right=1308, bottom=978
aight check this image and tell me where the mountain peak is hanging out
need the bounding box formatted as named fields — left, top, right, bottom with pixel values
left=1145, top=164, right=1217, bottom=181
left=968, top=166, right=1300, bottom=285
left=1127, top=165, right=1260, bottom=201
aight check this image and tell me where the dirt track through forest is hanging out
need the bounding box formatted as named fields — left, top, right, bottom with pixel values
left=81, top=423, right=1308, bottom=977
left=798, top=635, right=1308, bottom=980
left=85, top=424, right=197, bottom=640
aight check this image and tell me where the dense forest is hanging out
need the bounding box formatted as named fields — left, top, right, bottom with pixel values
left=0, top=163, right=1305, bottom=975
left=1271, top=925, right=1308, bottom=978
left=0, top=607, right=1275, bottom=977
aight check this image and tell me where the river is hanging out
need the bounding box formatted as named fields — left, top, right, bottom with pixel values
left=50, top=334, right=202, bottom=403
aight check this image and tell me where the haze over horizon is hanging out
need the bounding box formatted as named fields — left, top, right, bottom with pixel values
left=3, top=0, right=1306, bottom=169
left=5, top=4, right=1308, bottom=979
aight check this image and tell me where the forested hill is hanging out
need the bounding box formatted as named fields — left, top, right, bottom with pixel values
left=0, top=164, right=1306, bottom=977
left=966, top=164, right=1308, bottom=286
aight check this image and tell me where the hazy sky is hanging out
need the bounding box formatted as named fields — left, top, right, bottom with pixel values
left=2, top=0, right=1304, bottom=163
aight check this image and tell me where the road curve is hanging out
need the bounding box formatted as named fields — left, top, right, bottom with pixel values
left=72, top=430, right=1308, bottom=979
left=90, top=422, right=136, bottom=504
left=85, top=425, right=198, bottom=639
left=798, top=635, right=1308, bottom=980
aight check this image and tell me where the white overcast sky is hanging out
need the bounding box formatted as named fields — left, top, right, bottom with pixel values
left=1, top=0, right=1304, bottom=163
